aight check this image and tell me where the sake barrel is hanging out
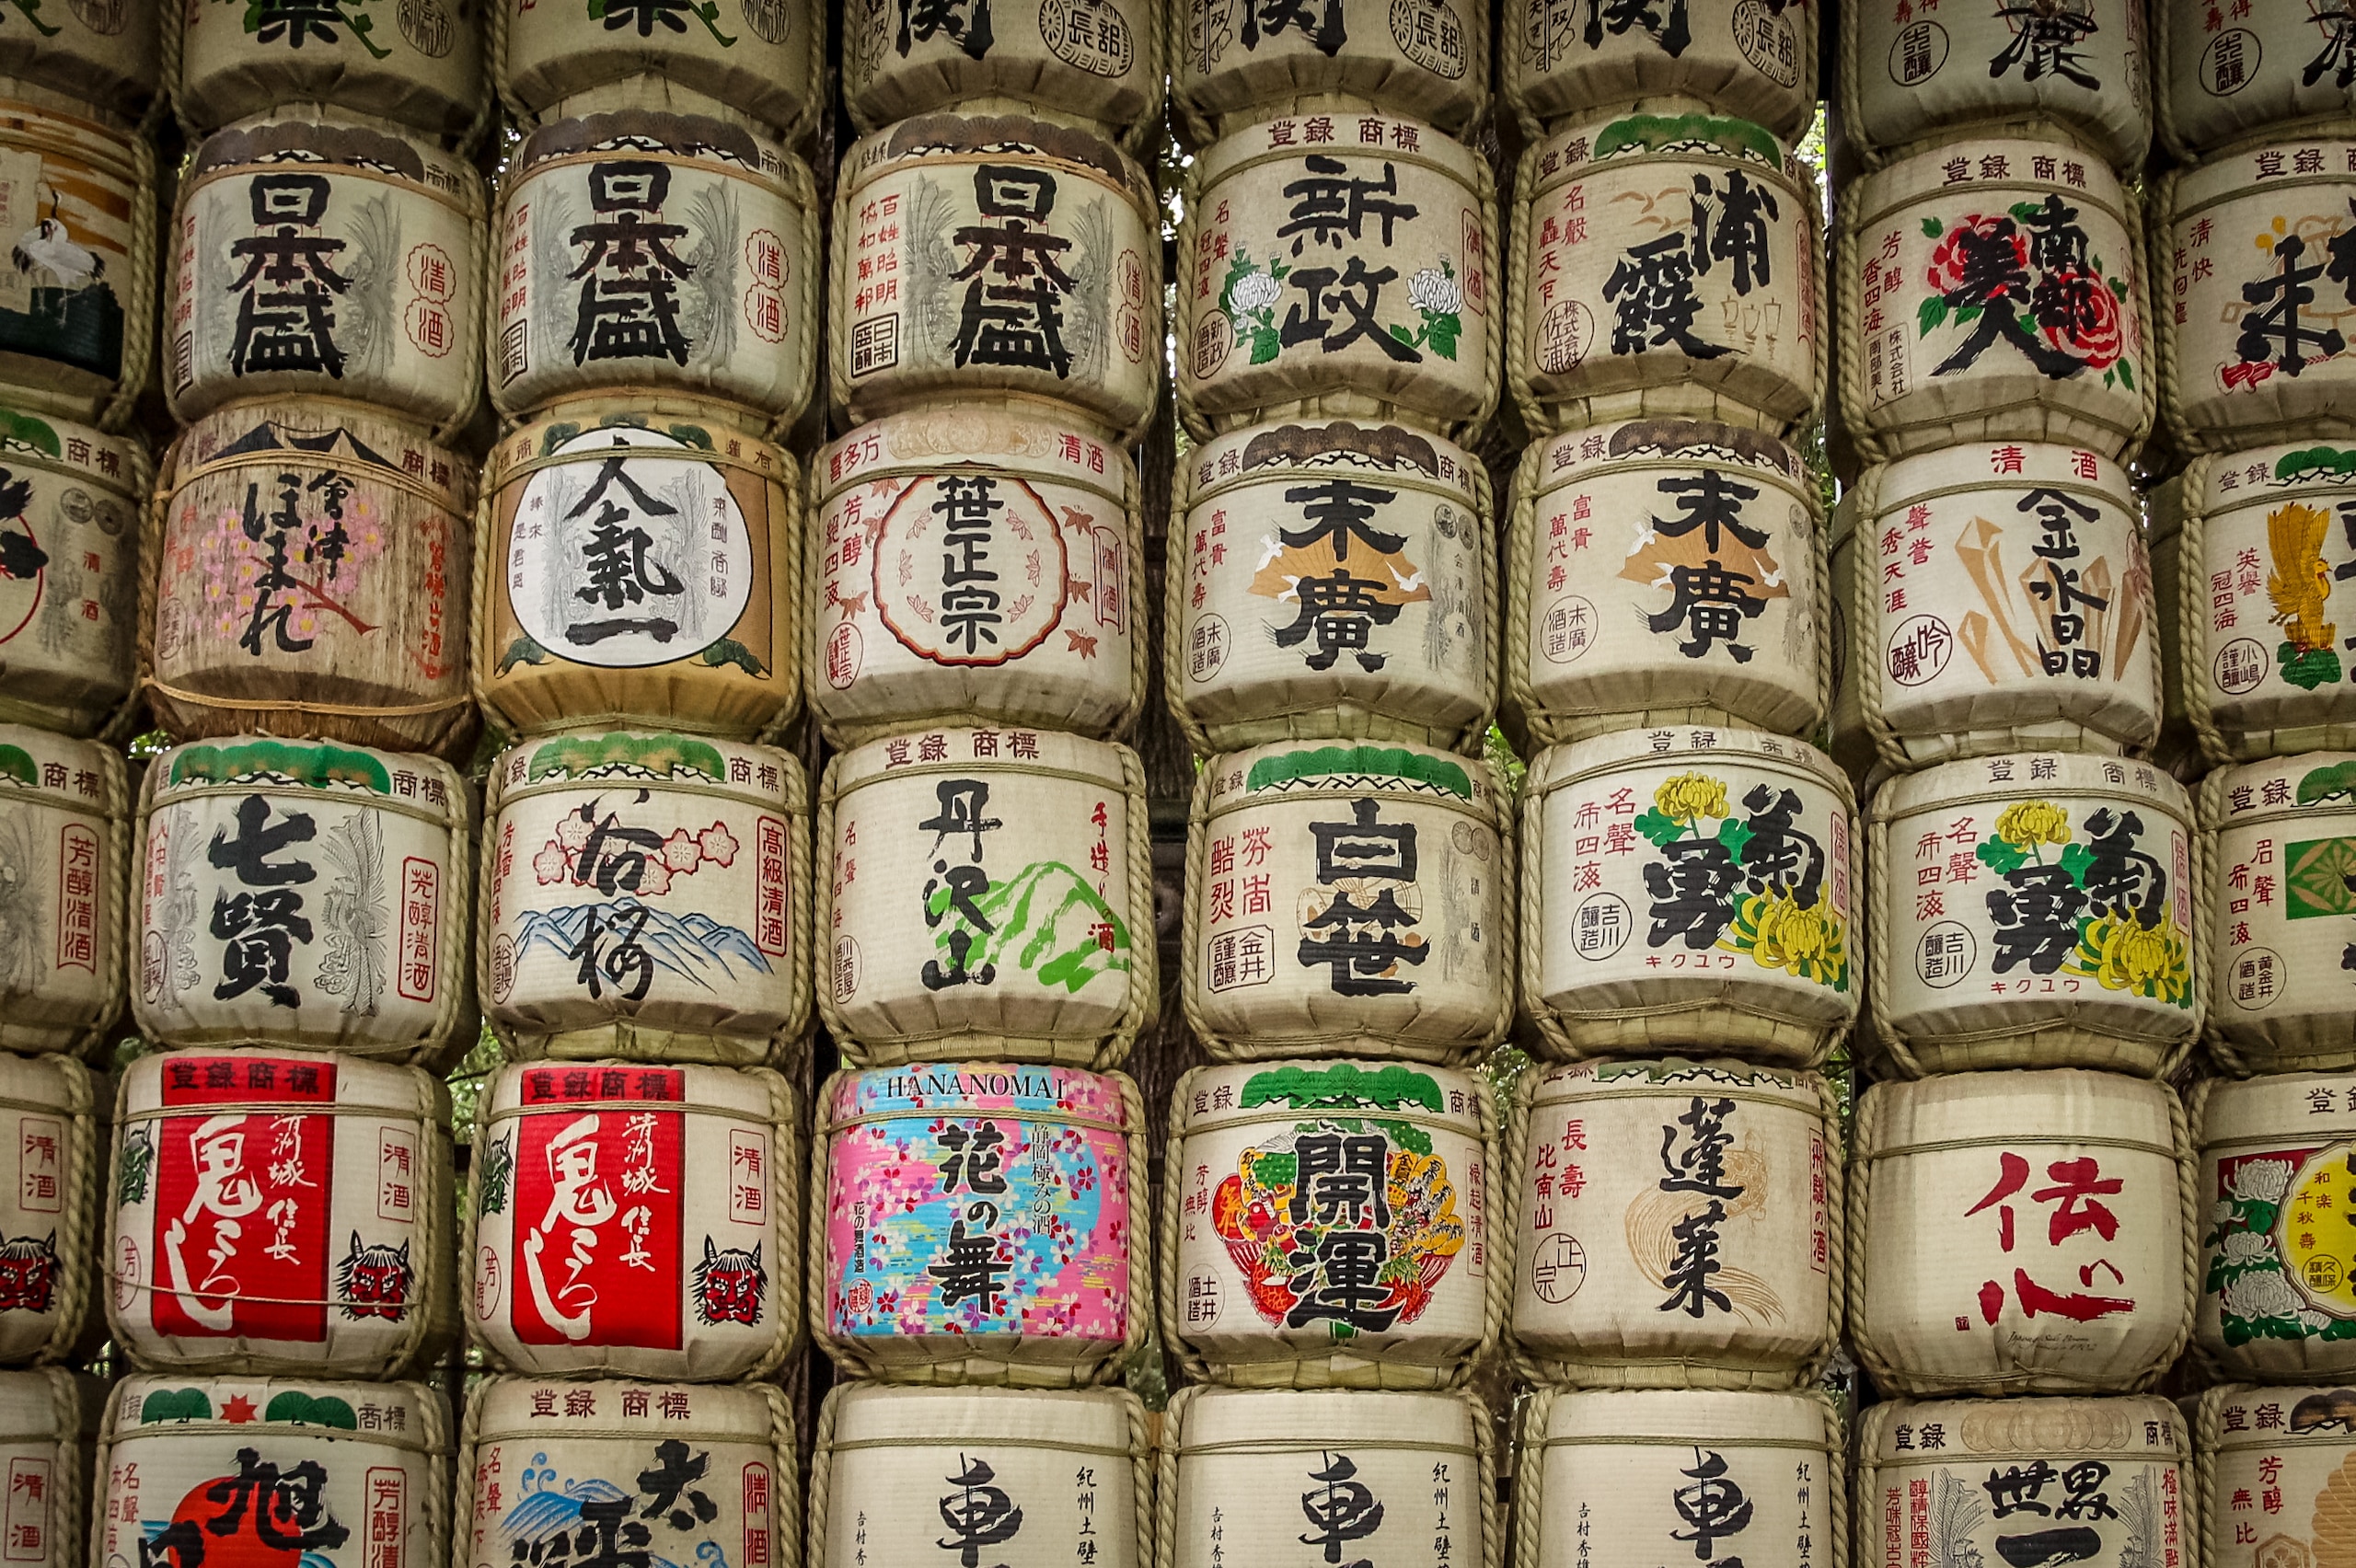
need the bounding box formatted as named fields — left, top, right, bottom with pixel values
left=0, top=726, right=123, bottom=1058
left=2200, top=1384, right=2356, bottom=1568
left=1843, top=0, right=2150, bottom=174
left=1511, top=109, right=1820, bottom=439
left=1857, top=1395, right=2187, bottom=1568
left=0, top=407, right=141, bottom=736
left=478, top=399, right=799, bottom=741
left=147, top=399, right=474, bottom=758
left=0, top=1055, right=102, bottom=1366
left=481, top=732, right=810, bottom=1066
left=1831, top=441, right=2157, bottom=772
left=1868, top=754, right=2200, bottom=1078
left=1184, top=740, right=1508, bottom=1064
left=1509, top=1057, right=1839, bottom=1390
left=1171, top=0, right=1487, bottom=142
left=842, top=0, right=1160, bottom=146
left=1161, top=1386, right=1492, bottom=1568
left=1852, top=1070, right=2194, bottom=1396
left=133, top=737, right=473, bottom=1065
left=1524, top=726, right=1860, bottom=1065
left=2203, top=755, right=2356, bottom=1072
left=0, top=1370, right=101, bottom=1568
left=1841, top=138, right=2153, bottom=462
left=1163, top=1058, right=1494, bottom=1388
left=2189, top=1072, right=2356, bottom=1381
left=0, top=0, right=156, bottom=109
left=0, top=88, right=148, bottom=430
left=467, top=1060, right=799, bottom=1381
left=810, top=407, right=1143, bottom=746
left=1518, top=1388, right=1836, bottom=1568
left=815, top=1062, right=1141, bottom=1386
left=1507, top=418, right=1824, bottom=747
left=178, top=0, right=479, bottom=140
left=492, top=111, right=819, bottom=429
left=811, top=1385, right=1146, bottom=1568
left=498, top=0, right=823, bottom=144
left=819, top=726, right=1152, bottom=1068
left=1501, top=0, right=1813, bottom=141
left=2160, top=3, right=2356, bottom=163
left=1175, top=110, right=1496, bottom=441
left=1172, top=419, right=1492, bottom=753
left=458, top=1377, right=796, bottom=1568
left=832, top=113, right=1161, bottom=445
left=108, top=1049, right=456, bottom=1376
left=96, top=1375, right=450, bottom=1568
left=167, top=119, right=483, bottom=433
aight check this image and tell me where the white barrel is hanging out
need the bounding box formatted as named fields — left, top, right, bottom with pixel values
left=1853, top=1070, right=2193, bottom=1397
left=1508, top=419, right=1825, bottom=746
left=0, top=726, right=123, bottom=1058
left=458, top=1377, right=797, bottom=1568
left=177, top=0, right=479, bottom=140
left=1501, top=0, right=1816, bottom=141
left=0, top=1370, right=100, bottom=1568
left=0, top=88, right=149, bottom=431
left=1857, top=1395, right=2188, bottom=1568
left=481, top=732, right=810, bottom=1066
left=2203, top=754, right=2356, bottom=1071
left=1841, top=138, right=2153, bottom=462
left=1519, top=1389, right=1835, bottom=1568
left=492, top=110, right=819, bottom=428
left=167, top=118, right=483, bottom=433
left=1831, top=441, right=2159, bottom=770
left=1172, top=0, right=1488, bottom=142
left=0, top=1055, right=100, bottom=1366
left=466, top=1059, right=798, bottom=1382
left=0, top=406, right=140, bottom=736
left=1524, top=726, right=1860, bottom=1065
left=1184, top=740, right=1509, bottom=1064
left=0, top=1, right=156, bottom=108
left=1843, top=0, right=2150, bottom=173
left=2191, top=1072, right=2356, bottom=1382
left=1868, top=753, right=2200, bottom=1078
left=832, top=113, right=1161, bottom=446
left=842, top=0, right=1161, bottom=146
left=1176, top=110, right=1497, bottom=443
left=2158, top=138, right=2356, bottom=452
left=1172, top=419, right=1493, bottom=754
left=96, top=1375, right=449, bottom=1568
left=1163, top=1058, right=1494, bottom=1387
left=108, top=1048, right=455, bottom=1376
left=1509, top=1057, right=1839, bottom=1389
left=497, top=0, right=824, bottom=144
left=133, top=737, right=472, bottom=1065
left=1512, top=109, right=1821, bottom=438
left=815, top=1062, right=1142, bottom=1386
left=148, top=399, right=475, bottom=758
left=1162, top=1386, right=1494, bottom=1568
left=810, top=408, right=1143, bottom=747
left=819, top=726, right=1153, bottom=1069
left=811, top=1384, right=1146, bottom=1568
left=2200, top=1383, right=2356, bottom=1568
left=2156, top=4, right=2356, bottom=161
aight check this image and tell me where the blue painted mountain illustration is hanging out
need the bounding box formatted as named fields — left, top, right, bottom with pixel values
left=513, top=900, right=773, bottom=994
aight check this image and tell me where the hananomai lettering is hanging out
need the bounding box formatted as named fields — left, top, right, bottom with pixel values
left=512, top=1101, right=685, bottom=1349
left=877, top=1070, right=1063, bottom=1101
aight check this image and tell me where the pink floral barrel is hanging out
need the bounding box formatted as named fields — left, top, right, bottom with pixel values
left=816, top=1063, right=1139, bottom=1386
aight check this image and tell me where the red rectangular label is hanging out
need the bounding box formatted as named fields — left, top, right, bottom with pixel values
left=152, top=1107, right=332, bottom=1341
left=742, top=1464, right=770, bottom=1568
left=756, top=816, right=788, bottom=957
left=511, top=1104, right=683, bottom=1350
left=520, top=1067, right=683, bottom=1105
left=365, top=1467, right=405, bottom=1568
left=398, top=858, right=438, bottom=1003
left=158, top=1055, right=337, bottom=1105
left=55, top=825, right=96, bottom=973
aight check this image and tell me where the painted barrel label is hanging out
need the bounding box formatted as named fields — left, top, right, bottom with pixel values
left=841, top=0, right=1152, bottom=130
left=1509, top=0, right=1810, bottom=137
left=2160, top=4, right=2356, bottom=158
left=0, top=409, right=136, bottom=731
left=1854, top=0, right=2148, bottom=168
left=2206, top=756, right=2356, bottom=1055
left=2197, top=1077, right=2356, bottom=1366
left=0, top=1057, right=94, bottom=1363
left=0, top=100, right=136, bottom=402
left=502, top=0, right=821, bottom=137
left=1177, top=0, right=1484, bottom=130
left=0, top=727, right=119, bottom=1054
left=180, top=0, right=479, bottom=134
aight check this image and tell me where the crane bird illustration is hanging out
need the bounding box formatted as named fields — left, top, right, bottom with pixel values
left=9, top=188, right=101, bottom=292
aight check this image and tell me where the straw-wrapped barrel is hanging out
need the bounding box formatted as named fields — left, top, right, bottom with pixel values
left=0, top=1370, right=100, bottom=1568
left=2156, top=5, right=2356, bottom=161
left=0, top=1055, right=101, bottom=1367
left=1171, top=0, right=1488, bottom=144
left=0, top=1, right=154, bottom=109
left=1500, top=0, right=1816, bottom=141
left=0, top=406, right=141, bottom=736
left=176, top=0, right=479, bottom=140
left=496, top=0, right=824, bottom=144
left=2191, top=1072, right=2356, bottom=1382
left=843, top=0, right=1161, bottom=148
left=0, top=724, right=123, bottom=1058
left=2198, top=1384, right=2356, bottom=1568
left=2202, top=754, right=2356, bottom=1073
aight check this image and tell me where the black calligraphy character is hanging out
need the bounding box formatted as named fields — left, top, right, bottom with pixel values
left=934, top=475, right=1005, bottom=657
left=937, top=1124, right=1009, bottom=1194
left=202, top=1453, right=350, bottom=1552
left=2055, top=1461, right=2117, bottom=1521
left=565, top=903, right=656, bottom=1003
left=1299, top=1452, right=1383, bottom=1566
left=549, top=1497, right=653, bottom=1568
left=1690, top=170, right=1776, bottom=296
left=927, top=1205, right=1010, bottom=1312
left=1585, top=0, right=1690, bottom=55
left=1734, top=784, right=1826, bottom=905
left=951, top=167, right=1076, bottom=377
left=2016, top=487, right=2110, bottom=676
left=922, top=779, right=1002, bottom=862
left=2077, top=807, right=2165, bottom=926
left=212, top=889, right=314, bottom=1007
left=237, top=471, right=316, bottom=656
left=1299, top=798, right=1426, bottom=995
left=227, top=173, right=351, bottom=378
left=1933, top=213, right=2085, bottom=379
left=1645, top=837, right=1743, bottom=949
left=1989, top=2, right=2099, bottom=88
left=304, top=468, right=352, bottom=585
left=2239, top=232, right=2346, bottom=376
left=636, top=1440, right=718, bottom=1532
left=1291, top=1132, right=1391, bottom=1228
left=209, top=792, right=317, bottom=888
left=1658, top=1097, right=1743, bottom=1198
left=1283, top=258, right=1421, bottom=361
left=899, top=0, right=993, bottom=58
left=2309, top=4, right=2356, bottom=86
left=1281, top=478, right=1405, bottom=560
left=569, top=798, right=667, bottom=895
left=1278, top=570, right=1404, bottom=672
left=598, top=0, right=735, bottom=42
left=1646, top=470, right=1771, bottom=661
left=567, top=446, right=685, bottom=645
left=0, top=467, right=43, bottom=587
left=1660, top=1202, right=1732, bottom=1317
left=1243, top=0, right=1346, bottom=55
left=569, top=162, right=696, bottom=367
left=921, top=778, right=1001, bottom=990
left=1670, top=1449, right=1753, bottom=1562
left=1985, top=1460, right=2062, bottom=1518
left=1276, top=157, right=1418, bottom=256
left=1285, top=1229, right=1403, bottom=1332
left=1988, top=862, right=2090, bottom=974
left=1311, top=796, right=1416, bottom=881
left=936, top=1457, right=1022, bottom=1566
left=1604, top=233, right=1728, bottom=359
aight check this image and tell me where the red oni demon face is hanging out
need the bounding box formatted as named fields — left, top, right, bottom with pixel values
left=335, top=1232, right=411, bottom=1321
left=691, top=1238, right=764, bottom=1327
left=0, top=1231, right=53, bottom=1313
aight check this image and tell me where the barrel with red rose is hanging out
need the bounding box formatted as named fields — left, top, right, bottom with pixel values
left=1171, top=0, right=1487, bottom=143
left=0, top=1369, right=101, bottom=1568
left=1500, top=0, right=1815, bottom=142
left=0, top=406, right=141, bottom=737
left=0, top=724, right=124, bottom=1059
left=2203, top=754, right=2356, bottom=1075
left=2157, top=2, right=2356, bottom=162
left=0, top=1054, right=104, bottom=1367
left=498, top=0, right=823, bottom=144
left=842, top=0, right=1160, bottom=147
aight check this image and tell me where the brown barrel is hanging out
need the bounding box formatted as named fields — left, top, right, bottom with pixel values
left=1852, top=1070, right=2194, bottom=1397
left=477, top=398, right=799, bottom=741
left=496, top=0, right=824, bottom=144
left=842, top=0, right=1161, bottom=147
left=2199, top=1383, right=2356, bottom=1568
left=832, top=112, right=1161, bottom=445
left=1173, top=419, right=1492, bottom=754
left=1511, top=108, right=1821, bottom=439
left=1171, top=0, right=1488, bottom=143
left=0, top=724, right=123, bottom=1058
left=1507, top=419, right=1824, bottom=747
left=0, top=0, right=155, bottom=108
left=1500, top=0, right=1816, bottom=141
left=2204, top=755, right=2356, bottom=1073
left=2191, top=1073, right=2356, bottom=1381
left=0, top=404, right=140, bottom=736
left=108, top=1048, right=456, bottom=1376
left=0, top=1055, right=101, bottom=1366
left=2157, top=4, right=2356, bottom=161
left=167, top=117, right=483, bottom=434
left=1831, top=440, right=2158, bottom=772
left=0, top=1370, right=100, bottom=1568
left=1840, top=137, right=2153, bottom=462
left=175, top=0, right=480, bottom=140
left=1510, top=1058, right=1839, bottom=1389
left=1175, top=109, right=1496, bottom=443
left=481, top=731, right=810, bottom=1066
left=1868, top=753, right=2200, bottom=1079
left=147, top=398, right=474, bottom=758
left=466, top=1059, right=800, bottom=1381
left=492, top=110, right=819, bottom=430
left=810, top=407, right=1144, bottom=746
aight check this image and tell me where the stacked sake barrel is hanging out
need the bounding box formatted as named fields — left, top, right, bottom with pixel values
left=1494, top=7, right=1850, bottom=1567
